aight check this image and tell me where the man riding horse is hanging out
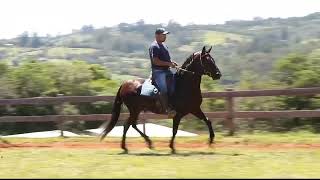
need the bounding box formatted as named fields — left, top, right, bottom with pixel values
left=149, top=27, right=178, bottom=117
left=100, top=27, right=222, bottom=153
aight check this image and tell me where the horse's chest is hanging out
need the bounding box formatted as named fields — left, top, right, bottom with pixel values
left=175, top=94, right=202, bottom=108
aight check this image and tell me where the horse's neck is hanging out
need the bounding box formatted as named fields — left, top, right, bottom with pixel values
left=178, top=66, right=202, bottom=93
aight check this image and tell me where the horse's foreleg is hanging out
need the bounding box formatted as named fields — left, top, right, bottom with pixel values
left=192, top=109, right=215, bottom=145
left=121, top=119, right=131, bottom=153
left=170, top=113, right=184, bottom=154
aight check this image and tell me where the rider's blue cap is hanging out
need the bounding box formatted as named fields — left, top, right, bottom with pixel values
left=155, top=28, right=170, bottom=35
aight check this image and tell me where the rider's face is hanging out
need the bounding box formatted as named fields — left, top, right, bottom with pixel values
left=160, top=34, right=166, bottom=42
left=156, top=34, right=167, bottom=42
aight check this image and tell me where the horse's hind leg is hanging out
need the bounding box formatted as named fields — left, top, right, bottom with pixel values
left=132, top=120, right=153, bottom=150
left=121, top=119, right=131, bottom=153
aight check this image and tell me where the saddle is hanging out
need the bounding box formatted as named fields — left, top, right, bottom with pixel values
left=139, top=73, right=175, bottom=97
left=139, top=78, right=159, bottom=97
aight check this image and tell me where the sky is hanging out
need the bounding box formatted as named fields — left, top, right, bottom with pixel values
left=0, top=0, right=319, bottom=39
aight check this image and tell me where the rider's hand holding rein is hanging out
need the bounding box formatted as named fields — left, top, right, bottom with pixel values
left=170, top=61, right=178, bottom=68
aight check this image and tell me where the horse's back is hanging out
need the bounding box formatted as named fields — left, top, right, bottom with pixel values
left=119, top=78, right=145, bottom=97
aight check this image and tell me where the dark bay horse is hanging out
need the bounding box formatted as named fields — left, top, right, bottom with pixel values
left=100, top=46, right=222, bottom=153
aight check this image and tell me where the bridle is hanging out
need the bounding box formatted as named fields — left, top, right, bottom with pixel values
left=175, top=52, right=213, bottom=77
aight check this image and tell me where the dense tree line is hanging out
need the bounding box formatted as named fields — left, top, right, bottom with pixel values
left=0, top=60, right=119, bottom=134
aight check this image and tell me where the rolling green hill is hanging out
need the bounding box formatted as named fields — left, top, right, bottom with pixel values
left=1, top=12, right=320, bottom=85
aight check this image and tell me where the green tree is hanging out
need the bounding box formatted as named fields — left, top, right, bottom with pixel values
left=271, top=52, right=320, bottom=130
left=31, top=33, right=42, bottom=48
left=0, top=62, right=17, bottom=98
left=45, top=60, right=93, bottom=95
left=273, top=53, right=320, bottom=87
left=281, top=27, right=289, bottom=41
left=8, top=60, right=56, bottom=97
left=18, top=31, right=29, bottom=47
left=81, top=25, right=94, bottom=33
left=0, top=62, right=9, bottom=76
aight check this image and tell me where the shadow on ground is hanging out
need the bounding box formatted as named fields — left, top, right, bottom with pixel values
left=117, top=150, right=243, bottom=157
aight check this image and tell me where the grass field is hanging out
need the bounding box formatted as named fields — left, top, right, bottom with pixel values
left=203, top=31, right=250, bottom=45
left=46, top=47, right=98, bottom=57
left=1, top=131, right=320, bottom=178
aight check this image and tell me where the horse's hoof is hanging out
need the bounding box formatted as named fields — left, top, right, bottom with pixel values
left=146, top=140, right=154, bottom=149
left=208, top=141, right=216, bottom=147
left=120, top=149, right=128, bottom=154
left=121, top=145, right=128, bottom=154
left=147, top=142, right=154, bottom=149
left=148, top=145, right=154, bottom=150
left=208, top=137, right=215, bottom=144
left=171, top=149, right=176, bottom=154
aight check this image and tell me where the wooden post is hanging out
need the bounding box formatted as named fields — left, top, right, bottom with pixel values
left=225, top=88, right=235, bottom=136
left=56, top=94, right=64, bottom=137
left=143, top=119, right=146, bottom=135
left=58, top=119, right=64, bottom=137
left=248, top=118, right=255, bottom=134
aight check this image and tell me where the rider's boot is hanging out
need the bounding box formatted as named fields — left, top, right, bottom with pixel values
left=159, top=93, right=176, bottom=118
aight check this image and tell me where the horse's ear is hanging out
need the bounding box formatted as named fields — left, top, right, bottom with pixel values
left=201, top=46, right=206, bottom=54
left=207, top=46, right=212, bottom=53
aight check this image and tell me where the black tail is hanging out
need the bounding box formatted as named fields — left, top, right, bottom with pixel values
left=100, top=86, right=123, bottom=141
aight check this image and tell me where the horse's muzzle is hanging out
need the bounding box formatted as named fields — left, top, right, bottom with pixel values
left=212, top=72, right=221, bottom=80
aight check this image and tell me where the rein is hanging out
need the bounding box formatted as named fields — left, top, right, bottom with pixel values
left=175, top=66, right=197, bottom=75
left=175, top=52, right=208, bottom=76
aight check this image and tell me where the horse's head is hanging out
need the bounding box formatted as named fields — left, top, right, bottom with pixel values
left=182, top=46, right=222, bottom=80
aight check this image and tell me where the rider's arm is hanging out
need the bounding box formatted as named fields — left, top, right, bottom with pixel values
left=151, top=45, right=176, bottom=68
left=153, top=57, right=175, bottom=67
